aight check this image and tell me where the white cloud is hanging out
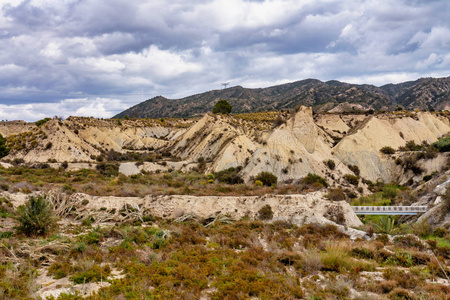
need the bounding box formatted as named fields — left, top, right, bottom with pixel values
left=119, top=46, right=202, bottom=78
left=69, top=57, right=126, bottom=74
left=415, top=53, right=441, bottom=70
left=0, top=0, right=449, bottom=119
left=0, top=97, right=128, bottom=122
left=40, top=42, right=63, bottom=59
left=416, top=27, right=450, bottom=50
left=340, top=73, right=424, bottom=86
left=0, top=63, right=24, bottom=74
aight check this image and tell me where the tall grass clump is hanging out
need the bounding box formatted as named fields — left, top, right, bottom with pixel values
left=15, top=196, right=57, bottom=236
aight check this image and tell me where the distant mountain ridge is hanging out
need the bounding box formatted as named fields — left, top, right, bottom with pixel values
left=113, top=76, right=450, bottom=119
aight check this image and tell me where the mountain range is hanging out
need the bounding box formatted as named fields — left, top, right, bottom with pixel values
left=113, top=76, right=450, bottom=119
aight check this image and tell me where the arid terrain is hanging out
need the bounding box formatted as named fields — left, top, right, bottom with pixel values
left=0, top=107, right=449, bottom=299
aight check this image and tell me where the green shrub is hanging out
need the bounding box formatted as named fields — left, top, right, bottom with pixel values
left=402, top=155, right=424, bottom=175
left=410, top=221, right=431, bottom=238
left=381, top=184, right=400, bottom=200
left=15, top=196, right=57, bottom=236
left=258, top=205, right=273, bottom=220
left=351, top=247, right=374, bottom=260
left=302, top=173, right=327, bottom=187
left=394, top=235, right=426, bottom=250
left=35, top=117, right=51, bottom=126
left=255, top=172, right=277, bottom=187
left=432, top=227, right=448, bottom=238
left=326, top=188, right=346, bottom=201
left=320, top=245, right=352, bottom=272
left=432, top=136, right=450, bottom=152
left=385, top=250, right=413, bottom=267
left=70, top=264, right=111, bottom=284
left=323, top=159, right=335, bottom=170
left=380, top=146, right=395, bottom=154
left=347, top=164, right=360, bottom=176
left=214, top=167, right=243, bottom=184
left=343, top=174, right=359, bottom=186
left=0, top=231, right=13, bottom=239
left=79, top=231, right=100, bottom=245
left=48, top=261, right=71, bottom=279
left=376, top=233, right=390, bottom=245
left=96, top=163, right=119, bottom=177
left=400, top=140, right=423, bottom=151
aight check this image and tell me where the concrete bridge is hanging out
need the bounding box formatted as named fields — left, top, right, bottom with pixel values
left=352, top=206, right=427, bottom=215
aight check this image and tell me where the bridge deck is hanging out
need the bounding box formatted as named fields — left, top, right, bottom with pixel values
left=351, top=206, right=427, bottom=215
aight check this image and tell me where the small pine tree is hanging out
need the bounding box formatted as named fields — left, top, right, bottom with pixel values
left=15, top=196, right=57, bottom=236
left=212, top=100, right=232, bottom=114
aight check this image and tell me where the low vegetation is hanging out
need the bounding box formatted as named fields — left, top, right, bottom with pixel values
left=213, top=167, right=244, bottom=184
left=343, top=174, right=359, bottom=186
left=0, top=201, right=448, bottom=299
left=0, top=165, right=316, bottom=197
left=35, top=117, right=51, bottom=127
left=432, top=136, right=450, bottom=152
left=380, top=146, right=395, bottom=154
left=301, top=173, right=328, bottom=188
left=254, top=171, right=278, bottom=187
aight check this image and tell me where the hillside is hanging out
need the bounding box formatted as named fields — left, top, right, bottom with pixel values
left=0, top=110, right=450, bottom=299
left=113, top=77, right=450, bottom=119
left=2, top=109, right=449, bottom=188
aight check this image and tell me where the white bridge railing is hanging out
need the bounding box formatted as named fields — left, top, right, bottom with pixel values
left=352, top=206, right=427, bottom=215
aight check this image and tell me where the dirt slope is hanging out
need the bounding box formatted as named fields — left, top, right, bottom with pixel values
left=2, top=110, right=449, bottom=186
left=334, top=112, right=450, bottom=182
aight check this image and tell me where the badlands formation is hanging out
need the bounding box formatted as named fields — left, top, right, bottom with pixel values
left=1, top=107, right=450, bottom=299
left=2, top=106, right=449, bottom=184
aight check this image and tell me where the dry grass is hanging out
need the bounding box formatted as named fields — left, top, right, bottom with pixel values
left=0, top=211, right=448, bottom=299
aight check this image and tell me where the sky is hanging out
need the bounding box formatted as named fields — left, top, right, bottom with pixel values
left=0, top=0, right=449, bottom=121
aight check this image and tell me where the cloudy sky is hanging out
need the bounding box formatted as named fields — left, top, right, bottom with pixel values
left=0, top=0, right=449, bottom=121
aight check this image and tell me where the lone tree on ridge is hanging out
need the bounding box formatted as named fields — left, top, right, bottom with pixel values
left=212, top=100, right=232, bottom=114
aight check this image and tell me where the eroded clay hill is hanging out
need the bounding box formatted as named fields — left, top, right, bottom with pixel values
left=2, top=109, right=450, bottom=185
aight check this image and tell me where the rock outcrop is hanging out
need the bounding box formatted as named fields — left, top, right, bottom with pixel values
left=334, top=112, right=450, bottom=182
left=240, top=107, right=351, bottom=182
left=2, top=191, right=362, bottom=229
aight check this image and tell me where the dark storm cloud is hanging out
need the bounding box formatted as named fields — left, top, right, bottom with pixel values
left=0, top=0, right=449, bottom=121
